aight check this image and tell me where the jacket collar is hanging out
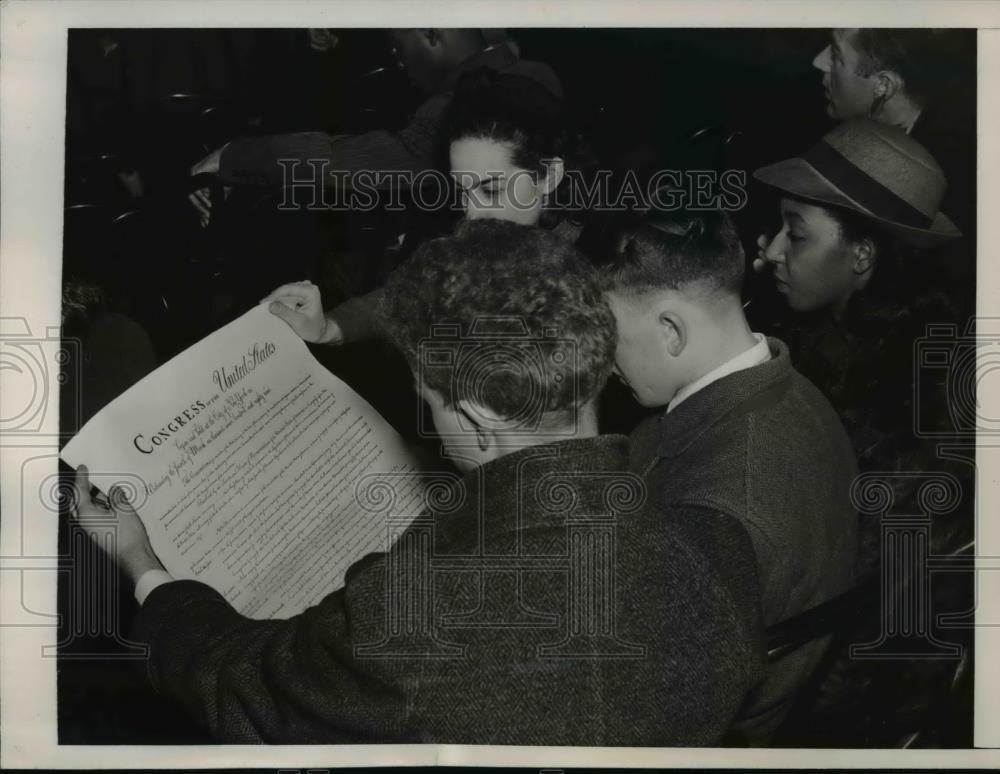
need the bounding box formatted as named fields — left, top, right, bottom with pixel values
left=667, top=333, right=770, bottom=414
left=655, top=337, right=794, bottom=459
left=450, top=435, right=632, bottom=533
left=471, top=434, right=629, bottom=491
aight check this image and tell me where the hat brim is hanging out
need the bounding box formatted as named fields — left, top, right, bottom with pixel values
left=753, top=158, right=962, bottom=248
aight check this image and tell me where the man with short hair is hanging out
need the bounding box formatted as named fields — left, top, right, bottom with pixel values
left=814, top=28, right=943, bottom=129
left=811, top=28, right=973, bottom=231
left=72, top=219, right=764, bottom=745
left=602, top=206, right=858, bottom=743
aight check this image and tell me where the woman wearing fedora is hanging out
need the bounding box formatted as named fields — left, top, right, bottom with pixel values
left=751, top=118, right=968, bottom=573
left=748, top=118, right=974, bottom=745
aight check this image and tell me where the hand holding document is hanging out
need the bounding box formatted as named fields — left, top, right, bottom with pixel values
left=62, top=304, right=424, bottom=619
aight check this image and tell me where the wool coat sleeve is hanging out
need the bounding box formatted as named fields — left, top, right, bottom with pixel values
left=131, top=554, right=404, bottom=744
left=130, top=500, right=767, bottom=745
left=217, top=93, right=452, bottom=189
left=327, top=286, right=388, bottom=345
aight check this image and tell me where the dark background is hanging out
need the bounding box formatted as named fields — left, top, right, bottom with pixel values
left=58, top=28, right=977, bottom=748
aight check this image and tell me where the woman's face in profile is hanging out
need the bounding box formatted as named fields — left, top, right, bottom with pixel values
left=449, top=136, right=548, bottom=226
left=761, top=198, right=861, bottom=316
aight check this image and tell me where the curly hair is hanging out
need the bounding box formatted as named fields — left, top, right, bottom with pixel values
left=381, top=219, right=616, bottom=429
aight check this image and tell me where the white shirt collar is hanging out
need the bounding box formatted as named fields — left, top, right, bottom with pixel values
left=667, top=333, right=771, bottom=414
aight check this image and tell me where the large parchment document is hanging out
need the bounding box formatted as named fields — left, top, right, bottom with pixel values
left=61, top=305, right=424, bottom=619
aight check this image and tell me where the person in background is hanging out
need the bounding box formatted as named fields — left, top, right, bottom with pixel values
left=599, top=203, right=858, bottom=744
left=815, top=29, right=941, bottom=128
left=188, top=29, right=562, bottom=224
left=264, top=67, right=588, bottom=347
left=69, top=220, right=764, bottom=745
left=257, top=66, right=587, bottom=447
left=752, top=117, right=973, bottom=744
left=811, top=28, right=974, bottom=233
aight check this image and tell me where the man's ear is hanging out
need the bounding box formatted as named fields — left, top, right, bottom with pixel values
left=456, top=399, right=508, bottom=451
left=875, top=70, right=904, bottom=101
left=541, top=157, right=565, bottom=196
left=657, top=307, right=686, bottom=357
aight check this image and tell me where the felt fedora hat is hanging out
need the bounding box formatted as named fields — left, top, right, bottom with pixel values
left=753, top=119, right=961, bottom=247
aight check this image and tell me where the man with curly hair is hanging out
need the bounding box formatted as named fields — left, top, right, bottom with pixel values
left=72, top=219, right=765, bottom=746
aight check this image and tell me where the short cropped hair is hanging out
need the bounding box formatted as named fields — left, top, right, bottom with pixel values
left=851, top=29, right=964, bottom=109
left=600, top=206, right=745, bottom=296
left=382, top=219, right=616, bottom=428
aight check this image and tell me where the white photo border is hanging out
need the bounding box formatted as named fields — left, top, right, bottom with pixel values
left=2, top=0, right=999, bottom=768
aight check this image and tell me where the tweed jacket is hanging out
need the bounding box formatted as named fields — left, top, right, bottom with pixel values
left=628, top=337, right=858, bottom=742
left=133, top=435, right=765, bottom=745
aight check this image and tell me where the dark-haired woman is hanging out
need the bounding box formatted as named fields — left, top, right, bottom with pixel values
left=753, top=120, right=968, bottom=564
left=265, top=67, right=590, bottom=346
left=446, top=66, right=585, bottom=232
left=750, top=120, right=973, bottom=744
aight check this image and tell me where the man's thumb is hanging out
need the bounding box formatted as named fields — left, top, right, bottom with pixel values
left=269, top=301, right=297, bottom=324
